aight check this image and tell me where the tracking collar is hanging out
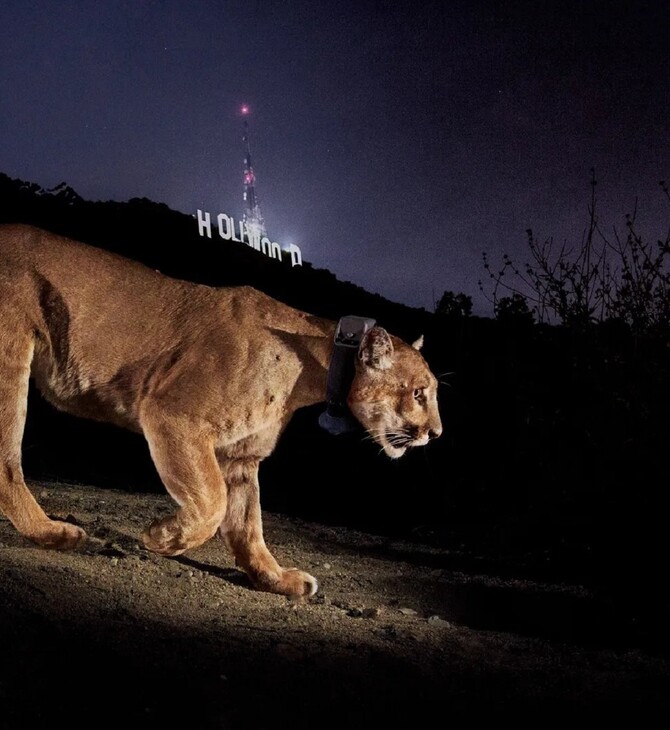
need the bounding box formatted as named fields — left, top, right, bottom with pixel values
left=318, top=316, right=376, bottom=435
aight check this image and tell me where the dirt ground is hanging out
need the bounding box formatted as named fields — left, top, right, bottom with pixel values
left=1, top=481, right=669, bottom=728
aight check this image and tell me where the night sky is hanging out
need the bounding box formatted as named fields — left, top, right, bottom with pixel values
left=1, top=0, right=668, bottom=314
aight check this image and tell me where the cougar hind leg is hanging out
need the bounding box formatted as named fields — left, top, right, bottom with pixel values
left=0, top=324, right=86, bottom=549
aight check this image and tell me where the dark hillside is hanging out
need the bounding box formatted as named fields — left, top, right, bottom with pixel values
left=2, top=173, right=670, bottom=603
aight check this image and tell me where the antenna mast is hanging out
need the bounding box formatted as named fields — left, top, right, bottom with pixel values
left=241, top=104, right=267, bottom=239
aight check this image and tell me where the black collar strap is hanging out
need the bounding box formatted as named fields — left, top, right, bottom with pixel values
left=318, top=316, right=376, bottom=435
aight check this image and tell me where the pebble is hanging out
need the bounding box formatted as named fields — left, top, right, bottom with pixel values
left=110, top=557, right=119, bottom=566
left=380, top=624, right=398, bottom=639
left=100, top=544, right=126, bottom=558
left=427, top=615, right=452, bottom=627
left=40, top=490, right=48, bottom=499
left=322, top=563, right=331, bottom=570
left=399, top=607, right=418, bottom=616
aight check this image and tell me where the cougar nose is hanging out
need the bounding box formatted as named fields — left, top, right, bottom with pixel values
left=428, top=426, right=442, bottom=441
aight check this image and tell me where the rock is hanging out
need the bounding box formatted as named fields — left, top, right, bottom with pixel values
left=100, top=543, right=126, bottom=558
left=427, top=615, right=452, bottom=627
left=322, top=563, right=331, bottom=570
left=346, top=607, right=363, bottom=618
left=362, top=607, right=379, bottom=619
left=399, top=607, right=418, bottom=616
left=110, top=557, right=119, bottom=566
left=380, top=624, right=398, bottom=639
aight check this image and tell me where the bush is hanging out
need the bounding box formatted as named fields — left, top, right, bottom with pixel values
left=480, top=172, right=670, bottom=336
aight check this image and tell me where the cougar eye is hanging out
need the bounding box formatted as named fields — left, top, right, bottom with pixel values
left=413, top=387, right=425, bottom=401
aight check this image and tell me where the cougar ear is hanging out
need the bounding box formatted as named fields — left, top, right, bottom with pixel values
left=358, top=327, right=394, bottom=370
left=411, top=335, right=424, bottom=351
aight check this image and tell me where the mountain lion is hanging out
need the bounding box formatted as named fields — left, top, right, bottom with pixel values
left=0, top=224, right=442, bottom=597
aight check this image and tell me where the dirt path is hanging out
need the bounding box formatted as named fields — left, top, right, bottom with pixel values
left=1, top=482, right=668, bottom=727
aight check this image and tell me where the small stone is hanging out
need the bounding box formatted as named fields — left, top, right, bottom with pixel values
left=427, top=615, right=452, bottom=627
left=40, top=490, right=48, bottom=499
left=380, top=624, right=398, bottom=639
left=399, top=607, right=418, bottom=616
left=100, top=543, right=125, bottom=558
left=110, top=557, right=119, bottom=566
left=323, top=563, right=331, bottom=570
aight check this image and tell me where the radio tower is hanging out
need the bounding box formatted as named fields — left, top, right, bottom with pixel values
left=240, top=104, right=267, bottom=240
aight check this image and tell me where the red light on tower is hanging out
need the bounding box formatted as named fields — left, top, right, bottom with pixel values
left=241, top=104, right=250, bottom=115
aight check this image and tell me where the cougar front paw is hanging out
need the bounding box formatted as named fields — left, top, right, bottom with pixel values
left=141, top=516, right=189, bottom=556
left=254, top=567, right=318, bottom=598
left=28, top=519, right=87, bottom=550
left=281, top=568, right=319, bottom=598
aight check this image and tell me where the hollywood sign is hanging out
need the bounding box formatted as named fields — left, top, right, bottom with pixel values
left=196, top=209, right=302, bottom=267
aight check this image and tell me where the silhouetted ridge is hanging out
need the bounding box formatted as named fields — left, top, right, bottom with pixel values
left=0, top=172, right=429, bottom=341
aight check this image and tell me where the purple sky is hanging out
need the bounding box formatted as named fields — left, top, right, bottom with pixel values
left=1, top=0, right=668, bottom=314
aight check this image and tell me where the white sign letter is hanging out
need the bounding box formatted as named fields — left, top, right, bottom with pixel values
left=217, top=214, right=233, bottom=240
left=197, top=209, right=211, bottom=238
left=288, top=243, right=303, bottom=267
left=247, top=227, right=261, bottom=251
left=231, top=219, right=244, bottom=243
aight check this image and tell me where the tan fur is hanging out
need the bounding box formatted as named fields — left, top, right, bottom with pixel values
left=0, top=224, right=442, bottom=597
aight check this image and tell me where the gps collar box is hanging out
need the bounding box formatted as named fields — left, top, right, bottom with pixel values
left=318, top=315, right=376, bottom=435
